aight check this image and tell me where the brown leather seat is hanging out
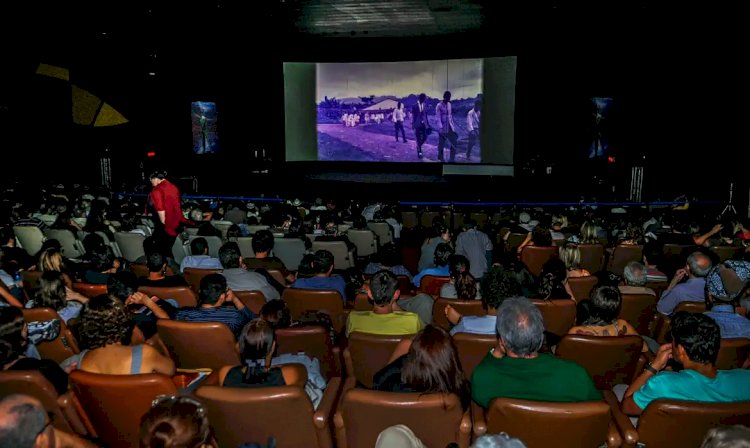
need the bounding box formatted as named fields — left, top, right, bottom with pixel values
left=0, top=370, right=86, bottom=435
left=608, top=245, right=644, bottom=276
left=710, top=246, right=743, bottom=262
left=530, top=298, right=577, bottom=337
left=674, top=301, right=706, bottom=313
left=473, top=397, right=619, bottom=448
left=579, top=244, right=606, bottom=274
left=619, top=293, right=657, bottom=335
left=156, top=320, right=240, bottom=371
left=138, top=285, right=197, bottom=308
left=520, top=246, right=559, bottom=277
left=182, top=267, right=222, bottom=294
left=71, top=282, right=107, bottom=299
left=22, top=307, right=80, bottom=363
left=283, top=288, right=347, bottom=334
left=334, top=388, right=471, bottom=448
left=21, top=270, right=42, bottom=302
left=556, top=334, right=643, bottom=390
left=69, top=370, right=177, bottom=448
left=653, top=301, right=707, bottom=343
left=130, top=263, right=177, bottom=279
left=343, top=332, right=413, bottom=389
left=662, top=243, right=692, bottom=258
left=432, top=297, right=485, bottom=330
left=452, top=332, right=496, bottom=378
left=266, top=269, right=288, bottom=287
left=353, top=292, right=370, bottom=311
left=419, top=275, right=450, bottom=296
left=233, top=290, right=267, bottom=314
left=568, top=275, right=599, bottom=301
left=716, top=338, right=750, bottom=370
left=623, top=399, right=750, bottom=448
left=277, top=325, right=341, bottom=379
left=505, top=233, right=527, bottom=253
left=195, top=377, right=341, bottom=448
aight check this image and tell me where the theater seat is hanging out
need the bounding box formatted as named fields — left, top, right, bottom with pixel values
left=419, top=275, right=450, bottom=296
left=520, top=246, right=559, bottom=277
left=22, top=307, right=79, bottom=364
left=138, top=285, right=197, bottom=308
left=432, top=298, right=485, bottom=330
left=156, top=320, right=240, bottom=371
left=452, top=332, right=496, bottom=378
left=343, top=332, right=413, bottom=389
left=556, top=334, right=644, bottom=390
left=283, top=288, right=346, bottom=334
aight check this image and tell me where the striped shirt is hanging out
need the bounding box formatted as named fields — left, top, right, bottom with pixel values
left=174, top=306, right=255, bottom=337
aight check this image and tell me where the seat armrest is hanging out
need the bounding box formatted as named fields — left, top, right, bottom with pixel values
left=459, top=408, right=472, bottom=448
left=57, top=392, right=88, bottom=436
left=471, top=401, right=487, bottom=438
left=314, top=377, right=342, bottom=429
left=607, top=421, right=623, bottom=447
left=602, top=390, right=638, bottom=447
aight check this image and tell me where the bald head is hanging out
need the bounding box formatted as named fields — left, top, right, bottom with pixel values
left=687, top=252, right=712, bottom=278
left=0, top=395, right=49, bottom=448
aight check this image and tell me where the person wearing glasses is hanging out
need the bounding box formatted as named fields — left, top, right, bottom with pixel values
left=140, top=395, right=217, bottom=448
left=0, top=394, right=96, bottom=447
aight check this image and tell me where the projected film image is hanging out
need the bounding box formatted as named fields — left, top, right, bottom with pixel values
left=317, top=59, right=483, bottom=163
left=191, top=101, right=219, bottom=154
left=588, top=97, right=612, bottom=159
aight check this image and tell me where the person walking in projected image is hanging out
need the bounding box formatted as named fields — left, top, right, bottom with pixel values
left=411, top=93, right=429, bottom=159
left=436, top=90, right=458, bottom=163
left=466, top=99, right=481, bottom=160
left=392, top=102, right=407, bottom=143
left=147, top=170, right=192, bottom=263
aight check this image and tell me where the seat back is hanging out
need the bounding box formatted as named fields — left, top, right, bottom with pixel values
left=156, top=320, right=240, bottom=370
left=21, top=270, right=43, bottom=301
left=556, top=334, right=643, bottom=390
left=637, top=399, right=750, bottom=448
left=567, top=276, right=599, bottom=302
left=113, top=232, right=146, bottom=262
left=347, top=230, right=377, bottom=258
left=484, top=397, right=611, bottom=448
left=283, top=288, right=346, bottom=333
left=195, top=384, right=326, bottom=448
left=452, top=332, right=496, bottom=378
left=619, top=293, right=657, bottom=335
left=710, top=246, right=742, bottom=262
left=401, top=211, right=418, bottom=229
left=578, top=244, right=606, bottom=274
left=182, top=267, right=222, bottom=294
left=367, top=222, right=393, bottom=246
left=187, top=235, right=222, bottom=258
left=432, top=298, right=486, bottom=330
left=312, top=241, right=353, bottom=269
left=235, top=237, right=255, bottom=258
left=419, top=275, right=451, bottom=296
left=663, top=244, right=692, bottom=258
left=138, top=285, right=197, bottom=308
left=22, top=307, right=79, bottom=363
left=71, top=282, right=107, bottom=299
left=211, top=221, right=234, bottom=240
left=335, top=389, right=466, bottom=448
left=520, top=246, right=559, bottom=277
left=344, top=332, right=412, bottom=388
left=0, top=370, right=74, bottom=433
left=70, top=371, right=177, bottom=448
left=233, top=290, right=267, bottom=314
left=245, top=225, right=270, bottom=235
left=716, top=338, right=750, bottom=370
left=530, top=298, right=577, bottom=337
left=674, top=301, right=706, bottom=314
left=420, top=211, right=440, bottom=228
left=273, top=237, right=306, bottom=271
left=277, top=325, right=339, bottom=379
left=43, top=229, right=84, bottom=259
left=13, top=226, right=46, bottom=256
left=609, top=245, right=644, bottom=275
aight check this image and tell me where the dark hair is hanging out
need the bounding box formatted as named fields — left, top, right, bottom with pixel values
left=418, top=93, right=426, bottom=102
left=0, top=307, right=25, bottom=366
left=226, top=224, right=241, bottom=240
left=433, top=243, right=454, bottom=267
left=149, top=170, right=167, bottom=180
left=480, top=266, right=523, bottom=311
left=238, top=319, right=275, bottom=383
left=531, top=226, right=553, bottom=247
left=377, top=243, right=402, bottom=268
left=260, top=300, right=291, bottom=329
left=448, top=255, right=477, bottom=300
left=146, top=251, right=165, bottom=273
left=218, top=242, right=242, bottom=269
left=583, top=286, right=622, bottom=326
left=643, top=240, right=664, bottom=267
left=34, top=271, right=67, bottom=312
left=671, top=311, right=721, bottom=365
left=353, top=215, right=367, bottom=230
left=251, top=230, right=275, bottom=254
left=88, top=245, right=115, bottom=272
left=189, top=237, right=209, bottom=256
left=82, top=232, right=106, bottom=254
left=443, top=90, right=451, bottom=100
left=140, top=397, right=212, bottom=448
left=79, top=294, right=132, bottom=350
left=370, top=270, right=399, bottom=306
left=143, top=236, right=160, bottom=257
left=312, top=250, right=334, bottom=274
left=0, top=396, right=49, bottom=448
left=401, top=325, right=470, bottom=410
left=198, top=274, right=227, bottom=306
left=537, top=258, right=570, bottom=299
left=107, top=271, right=139, bottom=302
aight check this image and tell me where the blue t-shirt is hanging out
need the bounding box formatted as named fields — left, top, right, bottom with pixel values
left=413, top=265, right=450, bottom=288
left=633, top=368, right=750, bottom=411
left=292, top=276, right=347, bottom=302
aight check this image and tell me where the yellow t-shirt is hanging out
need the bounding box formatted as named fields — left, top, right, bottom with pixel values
left=346, top=311, right=424, bottom=336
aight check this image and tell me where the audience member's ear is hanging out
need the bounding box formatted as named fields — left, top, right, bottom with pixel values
left=234, top=341, right=240, bottom=355
left=390, top=289, right=401, bottom=303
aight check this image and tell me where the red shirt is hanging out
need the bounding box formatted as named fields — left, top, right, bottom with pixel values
left=149, top=179, right=186, bottom=236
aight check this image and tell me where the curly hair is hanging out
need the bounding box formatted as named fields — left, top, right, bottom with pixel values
left=78, top=294, right=132, bottom=350
left=34, top=271, right=67, bottom=312
left=0, top=307, right=25, bottom=366
left=480, top=266, right=523, bottom=311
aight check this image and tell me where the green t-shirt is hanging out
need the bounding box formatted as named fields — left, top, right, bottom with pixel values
left=471, top=352, right=601, bottom=408
left=634, top=368, right=750, bottom=411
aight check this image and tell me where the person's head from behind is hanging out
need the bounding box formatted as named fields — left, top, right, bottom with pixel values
left=401, top=325, right=469, bottom=409
left=474, top=99, right=482, bottom=112
left=538, top=258, right=568, bottom=299
left=146, top=251, right=166, bottom=274
left=700, top=425, right=750, bottom=448
left=530, top=226, right=552, bottom=247
left=584, top=286, right=622, bottom=326
left=107, top=271, right=139, bottom=302
left=143, top=236, right=160, bottom=258
left=418, top=93, right=426, bottom=103
left=149, top=170, right=167, bottom=187
left=369, top=270, right=400, bottom=307
left=378, top=243, right=402, bottom=268
left=643, top=241, right=663, bottom=268
left=670, top=311, right=721, bottom=367
left=190, top=237, right=209, bottom=256
left=443, top=90, right=451, bottom=102
left=480, top=267, right=523, bottom=312
left=225, top=224, right=241, bottom=241
left=580, top=221, right=598, bottom=244
left=79, top=294, right=132, bottom=350
left=82, top=232, right=105, bottom=255
left=0, top=307, right=26, bottom=366
left=218, top=242, right=242, bottom=269
left=623, top=261, right=647, bottom=287
left=140, top=395, right=214, bottom=448
left=238, top=319, right=276, bottom=380
left=198, top=274, right=227, bottom=306
left=38, top=247, right=63, bottom=273
left=397, top=101, right=403, bottom=110
left=448, top=254, right=477, bottom=300
left=433, top=242, right=454, bottom=267
left=705, top=260, right=750, bottom=309
left=312, top=250, right=335, bottom=275
left=251, top=230, right=275, bottom=255
left=0, top=395, right=55, bottom=448
left=687, top=251, right=713, bottom=278
left=558, top=243, right=582, bottom=271
left=496, top=297, right=545, bottom=356
left=353, top=215, right=367, bottom=230
left=260, top=300, right=291, bottom=329
left=34, top=271, right=67, bottom=312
